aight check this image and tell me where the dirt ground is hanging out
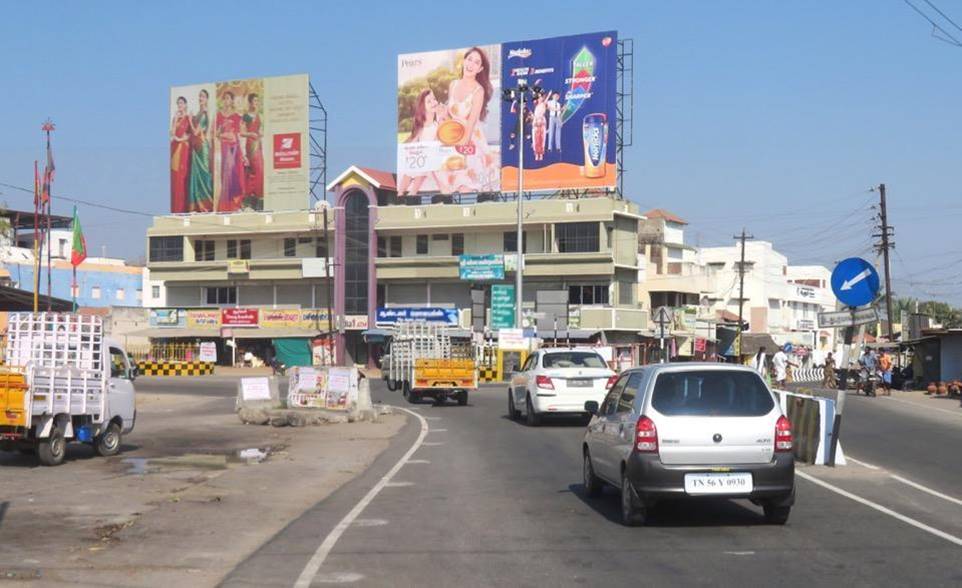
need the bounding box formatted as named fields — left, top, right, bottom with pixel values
left=0, top=390, right=405, bottom=587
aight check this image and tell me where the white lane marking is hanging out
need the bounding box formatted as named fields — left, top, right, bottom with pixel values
left=294, top=406, right=428, bottom=588
left=430, top=428, right=448, bottom=433
left=313, top=572, right=364, bottom=583
left=797, top=470, right=962, bottom=547
left=880, top=396, right=962, bottom=417
left=845, top=456, right=881, bottom=470
left=385, top=481, right=414, bottom=487
left=351, top=519, right=388, bottom=527
left=847, top=456, right=962, bottom=506
left=890, top=474, right=962, bottom=507
left=406, top=459, right=431, bottom=464
left=425, top=417, right=443, bottom=421
left=422, top=442, right=444, bottom=447
left=724, top=551, right=755, bottom=556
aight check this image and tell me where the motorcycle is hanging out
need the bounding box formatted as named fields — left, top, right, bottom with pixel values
left=856, top=368, right=880, bottom=397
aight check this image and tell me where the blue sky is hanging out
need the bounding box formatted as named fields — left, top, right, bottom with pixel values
left=1, top=1, right=960, bottom=303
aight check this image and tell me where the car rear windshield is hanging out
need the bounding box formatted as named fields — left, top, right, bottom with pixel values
left=651, top=370, right=775, bottom=417
left=542, top=352, right=607, bottom=369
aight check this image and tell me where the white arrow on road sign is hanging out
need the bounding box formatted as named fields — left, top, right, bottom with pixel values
left=840, top=268, right=873, bottom=291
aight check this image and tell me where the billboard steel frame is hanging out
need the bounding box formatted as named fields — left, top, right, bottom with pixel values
left=309, top=84, right=329, bottom=203
left=616, top=38, right=634, bottom=198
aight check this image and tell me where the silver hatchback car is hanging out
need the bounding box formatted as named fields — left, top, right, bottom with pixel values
left=582, top=363, right=795, bottom=526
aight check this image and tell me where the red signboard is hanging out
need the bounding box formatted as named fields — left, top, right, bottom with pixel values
left=694, top=338, right=707, bottom=353
left=221, top=308, right=259, bottom=327
left=273, top=133, right=302, bottom=169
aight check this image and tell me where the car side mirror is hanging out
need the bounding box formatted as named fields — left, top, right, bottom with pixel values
left=128, top=365, right=139, bottom=381
left=584, top=401, right=599, bottom=415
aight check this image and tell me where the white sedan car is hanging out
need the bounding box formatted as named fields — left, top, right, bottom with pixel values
left=508, top=348, right=617, bottom=426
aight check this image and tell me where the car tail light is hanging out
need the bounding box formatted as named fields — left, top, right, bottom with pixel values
left=635, top=416, right=658, bottom=453
left=775, top=415, right=793, bottom=452
left=605, top=375, right=618, bottom=389
left=535, top=375, right=555, bottom=390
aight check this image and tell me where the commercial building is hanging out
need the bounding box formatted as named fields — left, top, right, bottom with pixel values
left=144, top=165, right=650, bottom=367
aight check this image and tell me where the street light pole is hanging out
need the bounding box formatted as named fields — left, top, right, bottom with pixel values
left=515, top=94, right=525, bottom=329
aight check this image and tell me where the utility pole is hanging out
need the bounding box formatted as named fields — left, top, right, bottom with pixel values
left=734, top=228, right=754, bottom=357
left=322, top=204, right=334, bottom=366
left=874, top=183, right=895, bottom=342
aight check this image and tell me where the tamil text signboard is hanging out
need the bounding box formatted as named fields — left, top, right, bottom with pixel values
left=490, top=284, right=516, bottom=329
left=221, top=308, right=259, bottom=327
left=170, top=73, right=309, bottom=214
left=376, top=307, right=459, bottom=326
left=459, top=254, right=505, bottom=280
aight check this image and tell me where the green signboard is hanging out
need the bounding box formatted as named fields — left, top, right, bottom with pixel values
left=490, top=285, right=516, bottom=329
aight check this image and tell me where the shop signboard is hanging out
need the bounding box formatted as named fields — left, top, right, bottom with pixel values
left=497, top=328, right=526, bottom=350
left=396, top=31, right=618, bottom=195
left=222, top=308, right=259, bottom=327
left=187, top=309, right=220, bottom=329
left=459, top=254, right=505, bottom=280
left=490, top=284, right=516, bottom=329
left=340, top=315, right=369, bottom=330
left=261, top=309, right=331, bottom=330
left=149, top=309, right=185, bottom=328
left=376, top=307, right=459, bottom=326
left=169, top=73, right=309, bottom=213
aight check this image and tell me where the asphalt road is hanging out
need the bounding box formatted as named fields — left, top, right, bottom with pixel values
left=219, top=379, right=962, bottom=587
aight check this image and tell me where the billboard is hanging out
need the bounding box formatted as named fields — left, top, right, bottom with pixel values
left=396, top=32, right=617, bottom=195
left=397, top=45, right=502, bottom=196
left=170, top=74, right=309, bottom=214
left=501, top=31, right=618, bottom=191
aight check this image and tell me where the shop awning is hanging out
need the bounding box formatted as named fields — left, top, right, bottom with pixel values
left=128, top=327, right=324, bottom=339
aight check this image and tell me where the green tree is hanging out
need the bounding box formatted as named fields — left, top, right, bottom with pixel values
left=918, top=300, right=962, bottom=328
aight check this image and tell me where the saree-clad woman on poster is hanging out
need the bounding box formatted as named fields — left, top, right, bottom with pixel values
left=242, top=93, right=264, bottom=207
left=187, top=89, right=214, bottom=212
left=169, top=96, right=191, bottom=212
left=215, top=91, right=246, bottom=211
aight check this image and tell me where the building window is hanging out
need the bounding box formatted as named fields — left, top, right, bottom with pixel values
left=569, top=285, right=609, bottom=306
left=205, top=286, right=237, bottom=305
left=416, top=235, right=428, bottom=255
left=91, top=286, right=101, bottom=300
left=152, top=285, right=160, bottom=299
left=284, top=238, right=297, bottom=257
left=618, top=281, right=635, bottom=305
left=344, top=191, right=370, bottom=315
left=452, top=233, right=464, bottom=256
left=116, top=288, right=126, bottom=301
left=316, top=236, right=328, bottom=258
left=149, top=236, right=183, bottom=262
left=240, top=240, right=251, bottom=260
left=390, top=236, right=402, bottom=257
left=194, top=239, right=214, bottom=261
left=503, top=231, right=527, bottom=253
left=376, top=237, right=387, bottom=258
left=227, top=240, right=237, bottom=259
left=557, top=222, right=599, bottom=253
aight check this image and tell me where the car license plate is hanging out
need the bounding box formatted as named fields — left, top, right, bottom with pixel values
left=684, top=472, right=753, bottom=495
left=567, top=379, right=592, bottom=387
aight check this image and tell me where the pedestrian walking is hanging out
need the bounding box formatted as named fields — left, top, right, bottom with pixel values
left=752, top=346, right=768, bottom=379
left=772, top=345, right=797, bottom=388
left=823, top=352, right=837, bottom=389
left=879, top=350, right=893, bottom=395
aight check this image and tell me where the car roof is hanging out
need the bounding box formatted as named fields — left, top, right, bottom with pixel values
left=540, top=347, right=604, bottom=355
left=623, top=362, right=758, bottom=375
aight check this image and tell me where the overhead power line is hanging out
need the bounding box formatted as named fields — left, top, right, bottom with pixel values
left=903, top=0, right=962, bottom=47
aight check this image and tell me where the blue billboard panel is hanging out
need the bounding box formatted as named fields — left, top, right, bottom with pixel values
left=459, top=254, right=505, bottom=280
left=500, top=31, right=618, bottom=192
left=376, top=307, right=460, bottom=326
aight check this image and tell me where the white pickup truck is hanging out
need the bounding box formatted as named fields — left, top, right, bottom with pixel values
left=0, top=312, right=137, bottom=466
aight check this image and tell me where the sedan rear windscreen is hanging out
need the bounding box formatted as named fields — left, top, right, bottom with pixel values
left=651, top=370, right=775, bottom=417
left=542, top=352, right=607, bottom=369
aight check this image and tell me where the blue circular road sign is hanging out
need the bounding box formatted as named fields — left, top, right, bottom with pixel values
left=831, top=257, right=880, bottom=308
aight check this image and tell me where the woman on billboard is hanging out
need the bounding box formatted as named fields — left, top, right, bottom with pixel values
left=441, top=46, right=496, bottom=194
left=187, top=89, right=214, bottom=212
left=242, top=93, right=264, bottom=208
left=169, top=96, right=192, bottom=213
left=215, top=91, right=246, bottom=211
left=398, top=89, right=450, bottom=196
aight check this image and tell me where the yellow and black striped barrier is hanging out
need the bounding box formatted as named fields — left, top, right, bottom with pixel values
left=136, top=360, right=215, bottom=376
left=479, top=366, right=498, bottom=383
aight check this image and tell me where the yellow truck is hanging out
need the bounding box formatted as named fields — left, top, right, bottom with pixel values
left=382, top=321, right=477, bottom=406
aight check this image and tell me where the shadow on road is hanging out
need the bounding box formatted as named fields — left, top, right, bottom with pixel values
left=568, top=483, right=767, bottom=527
left=0, top=443, right=141, bottom=468
left=500, top=414, right=591, bottom=428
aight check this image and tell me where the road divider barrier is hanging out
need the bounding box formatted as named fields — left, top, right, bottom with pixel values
left=791, top=368, right=824, bottom=383
left=773, top=389, right=845, bottom=466
left=136, top=360, right=215, bottom=376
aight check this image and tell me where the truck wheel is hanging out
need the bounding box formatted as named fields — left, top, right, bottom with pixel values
left=37, top=424, right=66, bottom=466
left=95, top=422, right=122, bottom=457
left=456, top=391, right=468, bottom=406
left=402, top=382, right=414, bottom=404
